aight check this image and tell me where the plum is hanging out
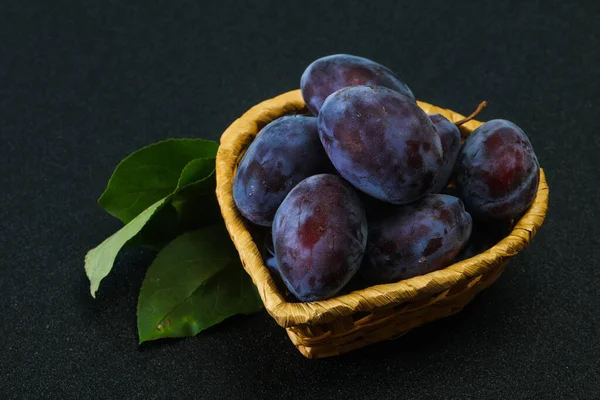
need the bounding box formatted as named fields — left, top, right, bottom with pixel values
left=272, top=174, right=367, bottom=302
left=428, top=113, right=462, bottom=193
left=233, top=115, right=332, bottom=226
left=318, top=85, right=443, bottom=204
left=362, top=194, right=472, bottom=284
left=455, top=119, right=540, bottom=220
left=301, top=54, right=414, bottom=115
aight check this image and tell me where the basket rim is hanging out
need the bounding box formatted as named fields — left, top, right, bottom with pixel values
left=216, top=89, right=549, bottom=328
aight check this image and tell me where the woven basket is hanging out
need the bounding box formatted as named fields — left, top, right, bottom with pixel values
left=216, top=89, right=549, bottom=359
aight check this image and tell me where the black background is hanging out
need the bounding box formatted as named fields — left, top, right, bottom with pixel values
left=1, top=1, right=598, bottom=399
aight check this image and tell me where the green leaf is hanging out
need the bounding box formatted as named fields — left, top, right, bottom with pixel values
left=85, top=198, right=168, bottom=298
left=176, top=157, right=216, bottom=191
left=173, top=185, right=224, bottom=231
left=98, top=139, right=218, bottom=224
left=87, top=149, right=220, bottom=296
left=137, top=227, right=263, bottom=343
left=173, top=162, right=217, bottom=202
left=128, top=161, right=218, bottom=251
left=125, top=202, right=181, bottom=250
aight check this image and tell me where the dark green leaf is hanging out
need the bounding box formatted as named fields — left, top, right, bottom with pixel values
left=176, top=157, right=216, bottom=191
left=98, top=139, right=218, bottom=224
left=125, top=202, right=181, bottom=250
left=137, top=227, right=263, bottom=343
left=129, top=160, right=218, bottom=250
left=85, top=198, right=168, bottom=298
left=174, top=167, right=217, bottom=201
left=173, top=186, right=224, bottom=231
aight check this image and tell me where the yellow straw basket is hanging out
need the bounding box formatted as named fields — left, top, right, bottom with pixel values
left=215, top=89, right=549, bottom=359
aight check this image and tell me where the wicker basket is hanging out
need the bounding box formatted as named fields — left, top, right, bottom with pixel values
left=215, top=89, right=549, bottom=359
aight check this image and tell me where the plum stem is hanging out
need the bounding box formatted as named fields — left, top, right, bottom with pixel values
left=454, top=101, right=488, bottom=126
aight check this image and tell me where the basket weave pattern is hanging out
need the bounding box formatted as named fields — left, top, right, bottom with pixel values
left=216, top=90, right=549, bottom=359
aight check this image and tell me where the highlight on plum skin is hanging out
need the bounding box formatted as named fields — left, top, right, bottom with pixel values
left=301, top=54, right=414, bottom=115
left=361, top=194, right=473, bottom=284
left=428, top=113, right=462, bottom=193
left=455, top=119, right=540, bottom=220
left=318, top=85, right=443, bottom=205
left=233, top=115, right=333, bottom=226
left=272, top=174, right=368, bottom=302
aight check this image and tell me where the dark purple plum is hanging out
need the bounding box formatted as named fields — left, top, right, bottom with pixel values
left=262, top=255, right=298, bottom=302
left=318, top=85, right=443, bottom=204
left=272, top=174, right=367, bottom=302
left=361, top=194, right=472, bottom=284
left=301, top=54, right=414, bottom=115
left=233, top=115, right=332, bottom=226
left=428, top=114, right=462, bottom=193
left=455, top=119, right=540, bottom=220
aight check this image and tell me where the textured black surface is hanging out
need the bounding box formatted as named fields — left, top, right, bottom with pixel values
left=1, top=1, right=598, bottom=399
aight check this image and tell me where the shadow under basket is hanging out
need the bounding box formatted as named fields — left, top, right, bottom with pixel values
left=215, top=89, right=550, bottom=359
